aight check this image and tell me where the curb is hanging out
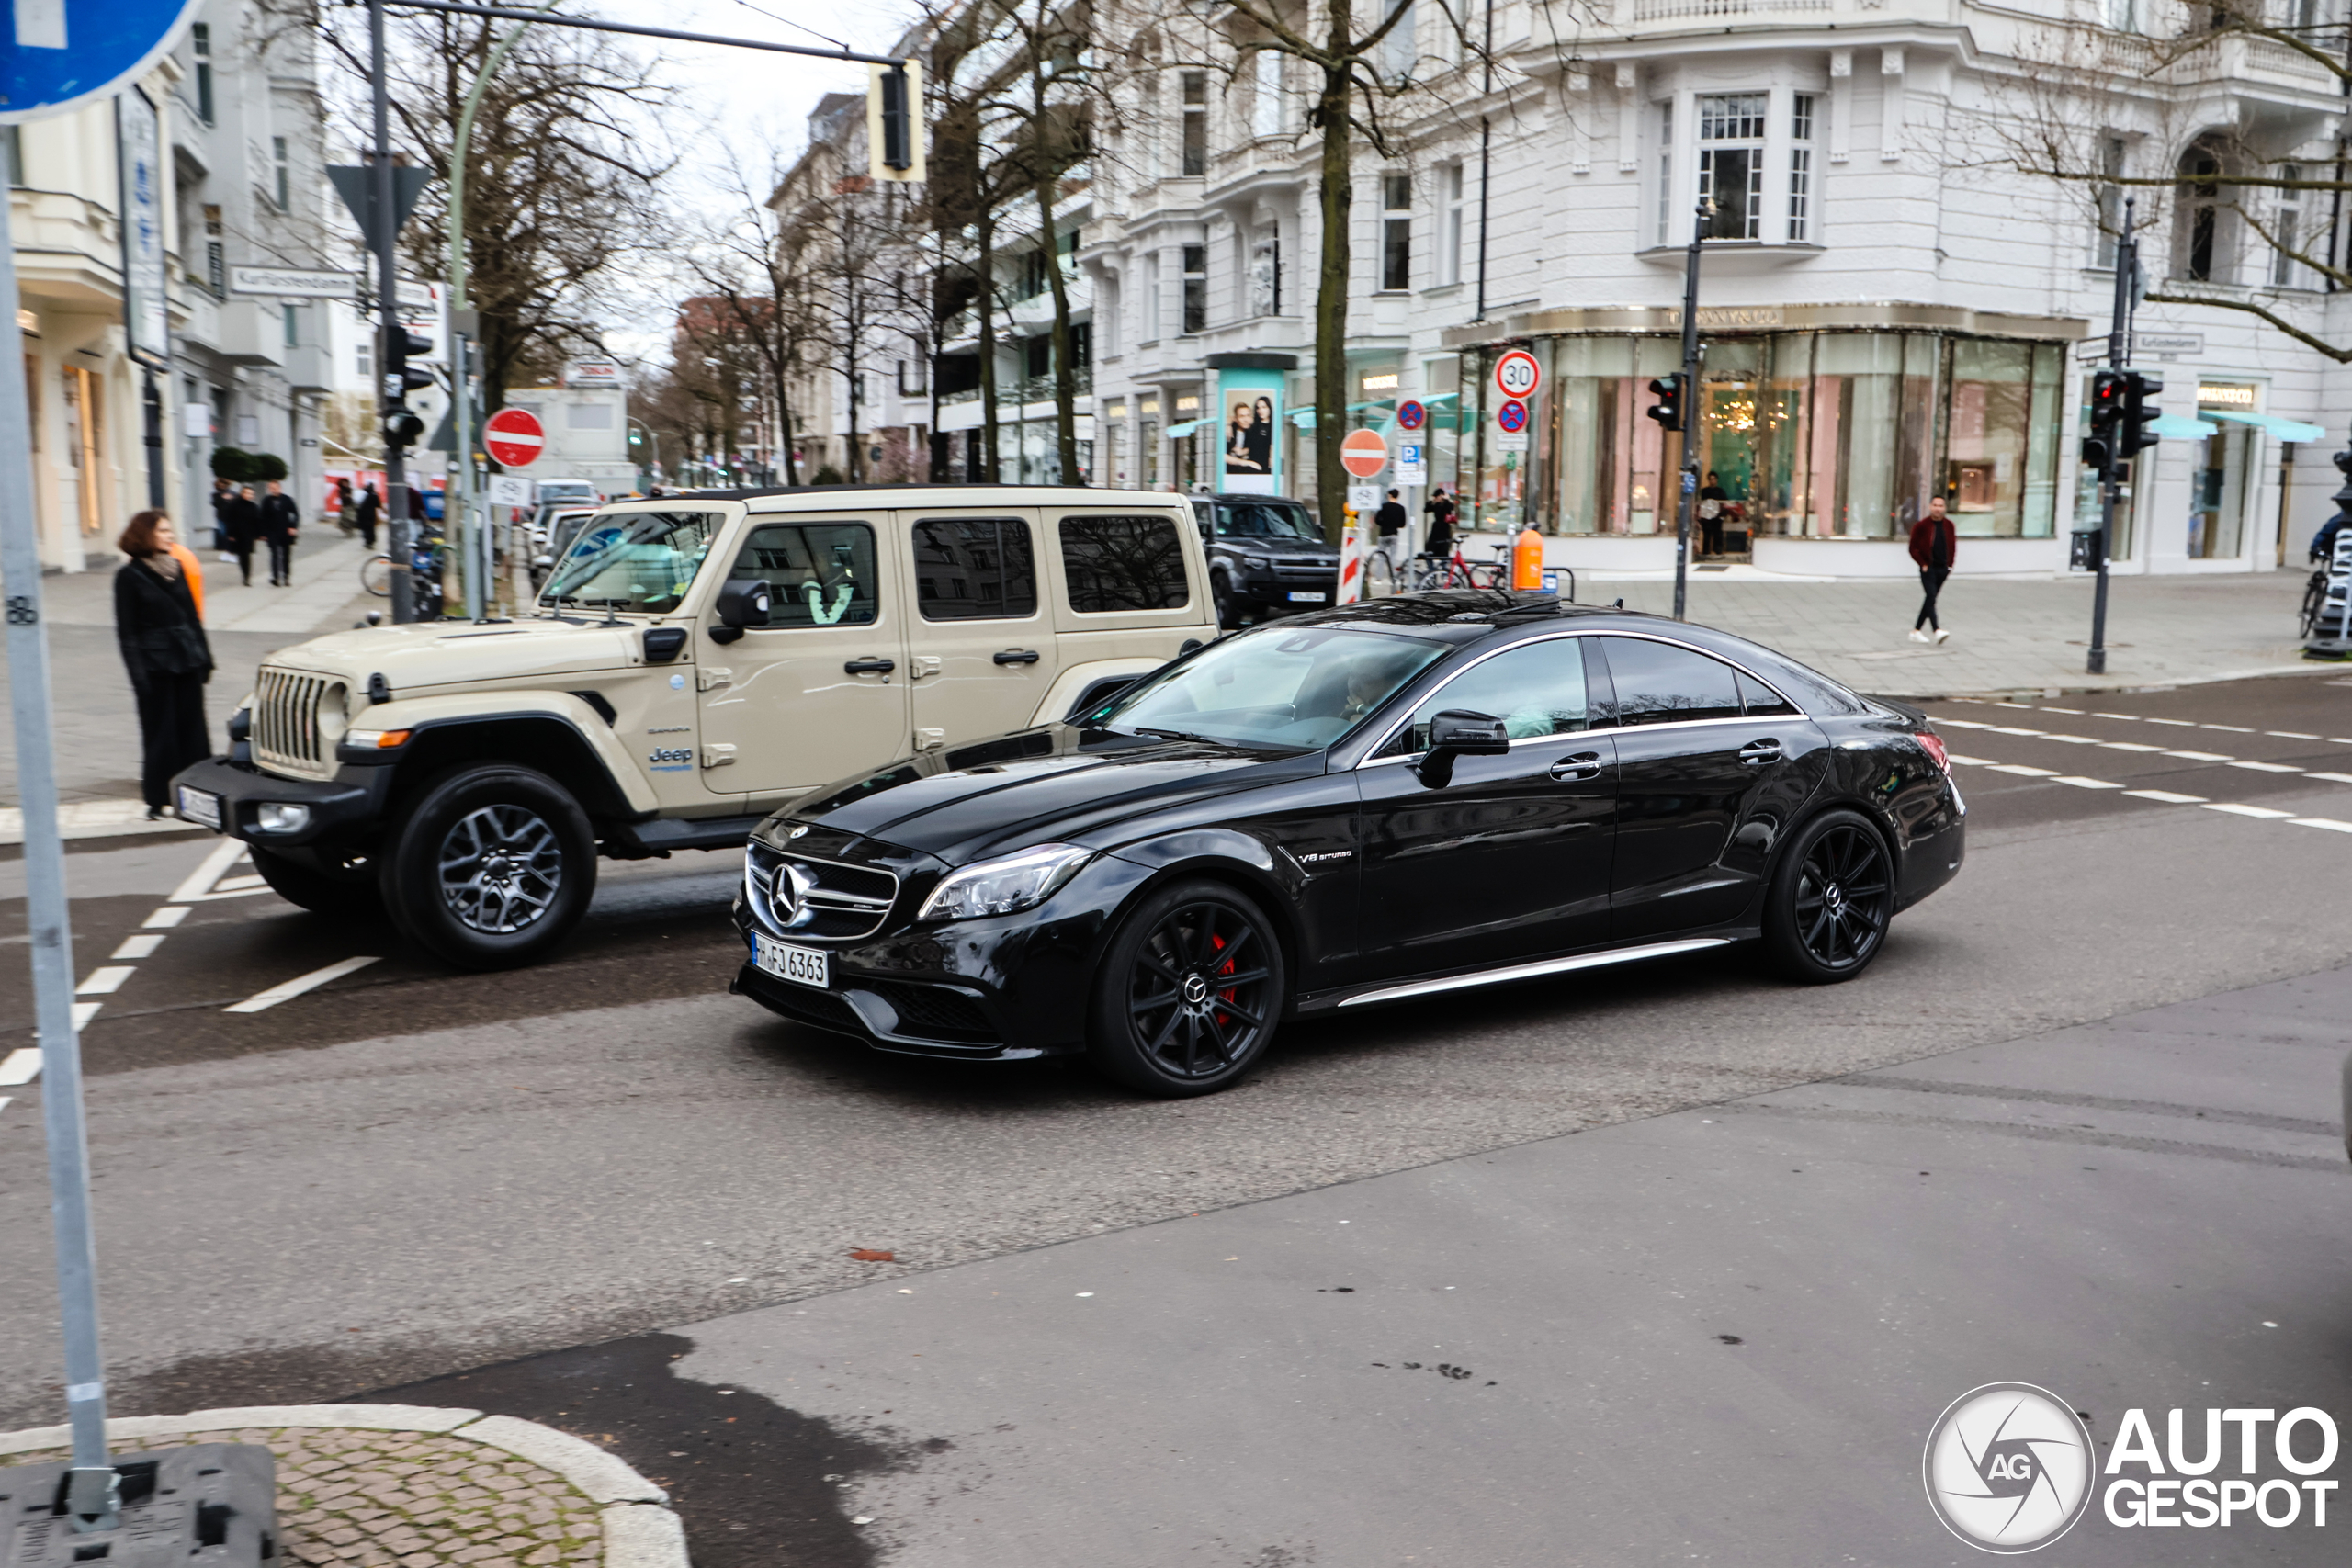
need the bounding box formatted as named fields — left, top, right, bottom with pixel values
left=0, top=1404, right=688, bottom=1567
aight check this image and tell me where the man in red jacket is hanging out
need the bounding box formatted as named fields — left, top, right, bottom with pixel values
left=1908, top=494, right=1957, bottom=644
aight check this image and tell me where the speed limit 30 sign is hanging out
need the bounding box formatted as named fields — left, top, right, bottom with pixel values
left=1494, top=349, right=1541, bottom=401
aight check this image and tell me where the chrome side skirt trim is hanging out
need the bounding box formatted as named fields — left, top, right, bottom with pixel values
left=1336, top=937, right=1734, bottom=1008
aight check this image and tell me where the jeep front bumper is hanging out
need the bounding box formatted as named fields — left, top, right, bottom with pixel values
left=167, top=755, right=392, bottom=848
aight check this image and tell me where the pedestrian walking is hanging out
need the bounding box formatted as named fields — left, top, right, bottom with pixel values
left=221, top=484, right=263, bottom=585
left=209, top=477, right=235, bottom=559
left=259, top=479, right=300, bottom=586
left=1424, top=485, right=1456, bottom=560
left=354, top=481, right=380, bottom=550
left=334, top=477, right=356, bottom=536
left=1908, top=494, right=1957, bottom=644
left=114, top=511, right=214, bottom=820
left=1374, top=489, right=1408, bottom=555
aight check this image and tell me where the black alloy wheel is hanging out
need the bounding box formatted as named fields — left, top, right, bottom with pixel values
left=1090, top=878, right=1286, bottom=1097
left=381, top=762, right=596, bottom=970
left=1212, top=570, right=1243, bottom=630
left=1764, top=808, right=1894, bottom=983
left=248, top=842, right=383, bottom=919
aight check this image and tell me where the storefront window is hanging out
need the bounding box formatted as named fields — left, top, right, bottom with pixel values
left=2188, top=423, right=2253, bottom=559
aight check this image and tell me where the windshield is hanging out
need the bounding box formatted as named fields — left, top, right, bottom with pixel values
left=1087, top=625, right=1448, bottom=750
left=1216, top=502, right=1319, bottom=543
left=539, top=510, right=722, bottom=615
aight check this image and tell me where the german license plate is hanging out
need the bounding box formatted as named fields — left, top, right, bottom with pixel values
left=755, top=935, right=829, bottom=988
left=175, top=785, right=222, bottom=829
left=1286, top=591, right=1325, bottom=603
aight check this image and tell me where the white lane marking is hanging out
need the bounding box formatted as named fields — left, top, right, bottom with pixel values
left=2098, top=741, right=2166, bottom=752
left=142, top=906, right=189, bottom=929
left=169, top=840, right=247, bottom=903
left=1936, top=717, right=1994, bottom=729
left=2307, top=773, right=2352, bottom=785
left=1986, top=726, right=2042, bottom=737
left=2041, top=734, right=2103, bottom=745
left=1996, top=702, right=2035, bottom=709
left=0, top=1048, right=40, bottom=1085
left=2227, top=761, right=2303, bottom=773
left=2092, top=712, right=2139, bottom=721
left=2162, top=750, right=2233, bottom=761
left=2124, top=789, right=2208, bottom=804
left=2147, top=717, right=2198, bottom=727
left=2203, top=803, right=2295, bottom=819
left=1947, top=754, right=1997, bottom=766
left=2268, top=731, right=2321, bottom=740
left=224, top=956, right=381, bottom=1014
left=2203, top=724, right=2256, bottom=733
left=71, top=1002, right=99, bottom=1029
left=2331, top=738, right=2352, bottom=746
left=2290, top=818, right=2352, bottom=833
left=109, top=934, right=163, bottom=961
left=2052, top=776, right=2126, bottom=789
left=75, top=966, right=133, bottom=995
left=1988, top=763, right=2059, bottom=776
left=190, top=886, right=271, bottom=902
left=0, top=1097, right=8, bottom=1114
left=2041, top=706, right=2084, bottom=714
left=212, top=874, right=267, bottom=893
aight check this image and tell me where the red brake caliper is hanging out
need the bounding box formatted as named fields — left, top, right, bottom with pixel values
left=1211, top=931, right=1235, bottom=1025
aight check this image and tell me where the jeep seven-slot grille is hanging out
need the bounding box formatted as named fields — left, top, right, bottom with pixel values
left=254, top=669, right=334, bottom=778
left=745, top=844, right=900, bottom=941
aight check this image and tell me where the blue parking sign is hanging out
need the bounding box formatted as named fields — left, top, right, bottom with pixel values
left=3, top=0, right=203, bottom=122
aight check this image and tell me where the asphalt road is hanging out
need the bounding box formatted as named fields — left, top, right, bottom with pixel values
left=0, top=671, right=2348, bottom=1565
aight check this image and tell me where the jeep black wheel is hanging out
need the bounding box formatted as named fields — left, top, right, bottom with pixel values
left=1088, top=878, right=1285, bottom=1098
left=382, top=763, right=595, bottom=969
left=1213, top=571, right=1243, bottom=630
left=248, top=843, right=383, bottom=919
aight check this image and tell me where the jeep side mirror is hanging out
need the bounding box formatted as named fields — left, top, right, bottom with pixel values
left=711, top=578, right=772, bottom=644
left=1413, top=709, right=1510, bottom=789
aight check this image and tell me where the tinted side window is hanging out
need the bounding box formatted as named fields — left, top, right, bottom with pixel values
left=727, top=523, right=878, bottom=627
left=1379, top=638, right=1592, bottom=756
left=1736, top=670, right=1798, bottom=717
left=913, top=517, right=1036, bottom=621
left=1060, top=514, right=1189, bottom=612
left=1596, top=637, right=1744, bottom=726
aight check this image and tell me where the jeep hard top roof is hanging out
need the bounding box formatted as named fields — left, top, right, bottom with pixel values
left=657, top=483, right=1186, bottom=507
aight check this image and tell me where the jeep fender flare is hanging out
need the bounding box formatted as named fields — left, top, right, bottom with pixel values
left=357, top=691, right=660, bottom=821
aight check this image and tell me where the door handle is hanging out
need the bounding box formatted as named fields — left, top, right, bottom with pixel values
left=993, top=649, right=1042, bottom=665
left=843, top=657, right=897, bottom=675
left=1739, top=739, right=1783, bottom=766
left=1548, top=751, right=1604, bottom=782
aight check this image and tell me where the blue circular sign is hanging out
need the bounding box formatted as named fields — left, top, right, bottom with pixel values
left=2, top=0, right=203, bottom=123
left=1496, top=399, right=1529, bottom=434
left=1396, top=400, right=1426, bottom=431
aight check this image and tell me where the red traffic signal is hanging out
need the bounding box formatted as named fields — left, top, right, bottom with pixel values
left=1645, top=373, right=1685, bottom=433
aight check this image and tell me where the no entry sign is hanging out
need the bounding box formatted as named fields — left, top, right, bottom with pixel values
left=483, top=406, right=546, bottom=468
left=1340, top=427, right=1389, bottom=479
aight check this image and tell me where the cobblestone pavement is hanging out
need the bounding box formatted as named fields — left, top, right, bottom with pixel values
left=9, top=1427, right=603, bottom=1566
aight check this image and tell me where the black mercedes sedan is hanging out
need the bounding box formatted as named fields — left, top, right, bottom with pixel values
left=729, top=592, right=1964, bottom=1097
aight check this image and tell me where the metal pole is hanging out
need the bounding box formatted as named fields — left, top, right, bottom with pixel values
left=372, top=0, right=415, bottom=625
left=141, top=369, right=164, bottom=509
left=2088, top=197, right=2135, bottom=676
left=1672, top=201, right=1705, bottom=623
left=0, top=192, right=119, bottom=1535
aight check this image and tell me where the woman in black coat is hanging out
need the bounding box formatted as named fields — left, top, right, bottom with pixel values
left=221, top=484, right=262, bottom=585
left=114, top=511, right=214, bottom=819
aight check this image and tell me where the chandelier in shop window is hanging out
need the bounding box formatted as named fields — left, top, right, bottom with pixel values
left=1712, top=389, right=1758, bottom=434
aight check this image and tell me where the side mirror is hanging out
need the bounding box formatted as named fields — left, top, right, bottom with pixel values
left=717, top=578, right=772, bottom=629
left=1413, top=709, right=1510, bottom=789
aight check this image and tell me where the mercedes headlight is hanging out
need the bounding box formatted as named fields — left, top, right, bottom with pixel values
left=919, top=843, right=1091, bottom=922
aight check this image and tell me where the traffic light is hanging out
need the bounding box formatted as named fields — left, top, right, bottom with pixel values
left=2081, top=368, right=2123, bottom=475
left=2119, top=369, right=2164, bottom=461
left=1645, top=372, right=1684, bottom=433
left=382, top=408, right=424, bottom=446
left=867, top=60, right=925, bottom=183
left=385, top=324, right=435, bottom=395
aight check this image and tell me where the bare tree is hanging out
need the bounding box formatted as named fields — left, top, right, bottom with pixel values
left=679, top=161, right=831, bottom=486
left=322, top=8, right=675, bottom=405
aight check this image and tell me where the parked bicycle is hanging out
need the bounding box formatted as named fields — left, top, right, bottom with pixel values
left=360, top=525, right=449, bottom=618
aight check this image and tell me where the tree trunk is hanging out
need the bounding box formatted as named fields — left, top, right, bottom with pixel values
left=775, top=351, right=801, bottom=486
left=1313, top=62, right=1354, bottom=546
left=978, top=215, right=1001, bottom=482
left=1035, top=176, right=1080, bottom=483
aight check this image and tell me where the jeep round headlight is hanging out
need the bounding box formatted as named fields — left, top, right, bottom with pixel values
left=918, top=843, right=1091, bottom=922
left=317, top=682, right=349, bottom=747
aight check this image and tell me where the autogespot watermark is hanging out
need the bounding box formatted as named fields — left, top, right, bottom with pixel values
left=1925, top=1383, right=2341, bottom=1551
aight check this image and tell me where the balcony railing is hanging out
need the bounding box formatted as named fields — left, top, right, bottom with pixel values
left=1632, top=0, right=1829, bottom=18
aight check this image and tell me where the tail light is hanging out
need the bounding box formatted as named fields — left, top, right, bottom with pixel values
left=1917, top=730, right=1951, bottom=773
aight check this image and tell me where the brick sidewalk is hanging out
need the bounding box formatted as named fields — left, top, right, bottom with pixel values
left=7, top=1426, right=606, bottom=1567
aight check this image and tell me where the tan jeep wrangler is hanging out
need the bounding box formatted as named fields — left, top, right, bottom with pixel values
left=169, top=486, right=1216, bottom=968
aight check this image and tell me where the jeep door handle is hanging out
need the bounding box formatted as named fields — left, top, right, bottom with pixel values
left=1548, top=751, right=1604, bottom=782
left=843, top=658, right=897, bottom=676
left=1739, top=739, right=1783, bottom=766
left=993, top=649, right=1042, bottom=665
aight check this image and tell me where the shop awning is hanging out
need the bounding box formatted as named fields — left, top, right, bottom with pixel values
left=2147, top=413, right=2221, bottom=439
left=1162, top=419, right=1207, bottom=438
left=2200, top=409, right=2329, bottom=443
left=1290, top=410, right=1317, bottom=430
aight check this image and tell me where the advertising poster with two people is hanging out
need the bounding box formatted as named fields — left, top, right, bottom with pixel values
left=1218, top=368, right=1283, bottom=495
